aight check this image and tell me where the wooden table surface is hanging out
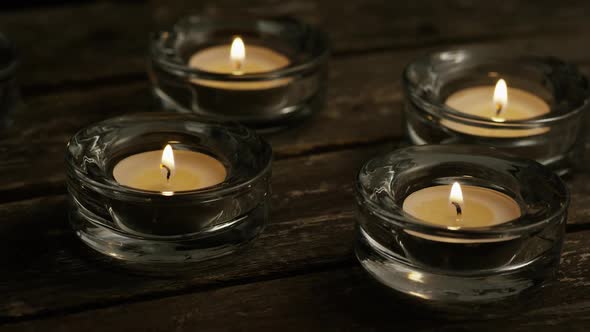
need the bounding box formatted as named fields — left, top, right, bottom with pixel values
left=2, top=1, right=590, bottom=331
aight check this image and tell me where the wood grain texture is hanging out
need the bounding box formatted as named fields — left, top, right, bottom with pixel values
left=152, top=0, right=590, bottom=55
left=2, top=1, right=590, bottom=330
left=3, top=34, right=590, bottom=203
left=1, top=0, right=590, bottom=89
left=3, top=229, right=590, bottom=331
left=0, top=145, right=589, bottom=322
left=0, top=2, right=151, bottom=91
left=0, top=148, right=375, bottom=320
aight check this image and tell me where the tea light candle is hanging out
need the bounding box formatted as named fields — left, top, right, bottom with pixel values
left=113, top=144, right=227, bottom=194
left=355, top=145, right=569, bottom=303
left=443, top=79, right=550, bottom=137
left=189, top=36, right=291, bottom=90
left=403, top=182, right=521, bottom=243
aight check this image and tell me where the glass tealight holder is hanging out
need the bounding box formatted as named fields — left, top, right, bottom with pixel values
left=66, top=113, right=272, bottom=265
left=149, top=16, right=330, bottom=131
left=355, top=145, right=568, bottom=315
left=403, top=48, right=590, bottom=175
left=0, top=33, right=19, bottom=129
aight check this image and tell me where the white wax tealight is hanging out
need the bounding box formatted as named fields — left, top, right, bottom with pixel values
left=189, top=36, right=291, bottom=90
left=402, top=183, right=522, bottom=243
left=444, top=79, right=550, bottom=137
left=113, top=145, right=227, bottom=194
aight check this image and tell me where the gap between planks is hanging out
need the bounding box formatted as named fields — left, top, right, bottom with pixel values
left=17, top=26, right=584, bottom=98
left=5, top=229, right=590, bottom=331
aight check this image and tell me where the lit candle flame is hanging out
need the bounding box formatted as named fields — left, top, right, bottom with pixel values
left=230, top=36, right=246, bottom=74
left=449, top=182, right=464, bottom=223
left=160, top=144, right=175, bottom=182
left=493, top=79, right=508, bottom=121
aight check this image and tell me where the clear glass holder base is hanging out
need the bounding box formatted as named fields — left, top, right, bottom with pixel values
left=356, top=227, right=560, bottom=314
left=70, top=199, right=267, bottom=265
left=152, top=86, right=324, bottom=133
left=405, top=122, right=576, bottom=176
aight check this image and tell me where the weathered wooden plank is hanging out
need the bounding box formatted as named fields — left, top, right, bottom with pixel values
left=2, top=0, right=590, bottom=89
left=0, top=195, right=356, bottom=321
left=3, top=230, right=590, bottom=331
left=152, top=0, right=590, bottom=55
left=0, top=147, right=376, bottom=320
left=566, top=175, right=590, bottom=226
left=0, top=81, right=154, bottom=202
left=3, top=33, right=590, bottom=201
left=1, top=2, right=589, bottom=330
left=8, top=31, right=590, bottom=145
left=0, top=145, right=589, bottom=321
left=0, top=2, right=152, bottom=90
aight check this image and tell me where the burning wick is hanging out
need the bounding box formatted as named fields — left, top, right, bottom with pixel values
left=451, top=201, right=462, bottom=217
left=160, top=164, right=172, bottom=181
left=495, top=103, right=503, bottom=117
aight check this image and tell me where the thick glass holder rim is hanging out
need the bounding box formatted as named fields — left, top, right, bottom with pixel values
left=150, top=15, right=330, bottom=81
left=403, top=48, right=590, bottom=128
left=356, top=145, right=569, bottom=240
left=66, top=113, right=273, bottom=200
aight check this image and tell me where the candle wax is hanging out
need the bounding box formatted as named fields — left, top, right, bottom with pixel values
left=402, top=184, right=521, bottom=243
left=189, top=44, right=291, bottom=90
left=113, top=150, right=226, bottom=192
left=444, top=86, right=550, bottom=137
